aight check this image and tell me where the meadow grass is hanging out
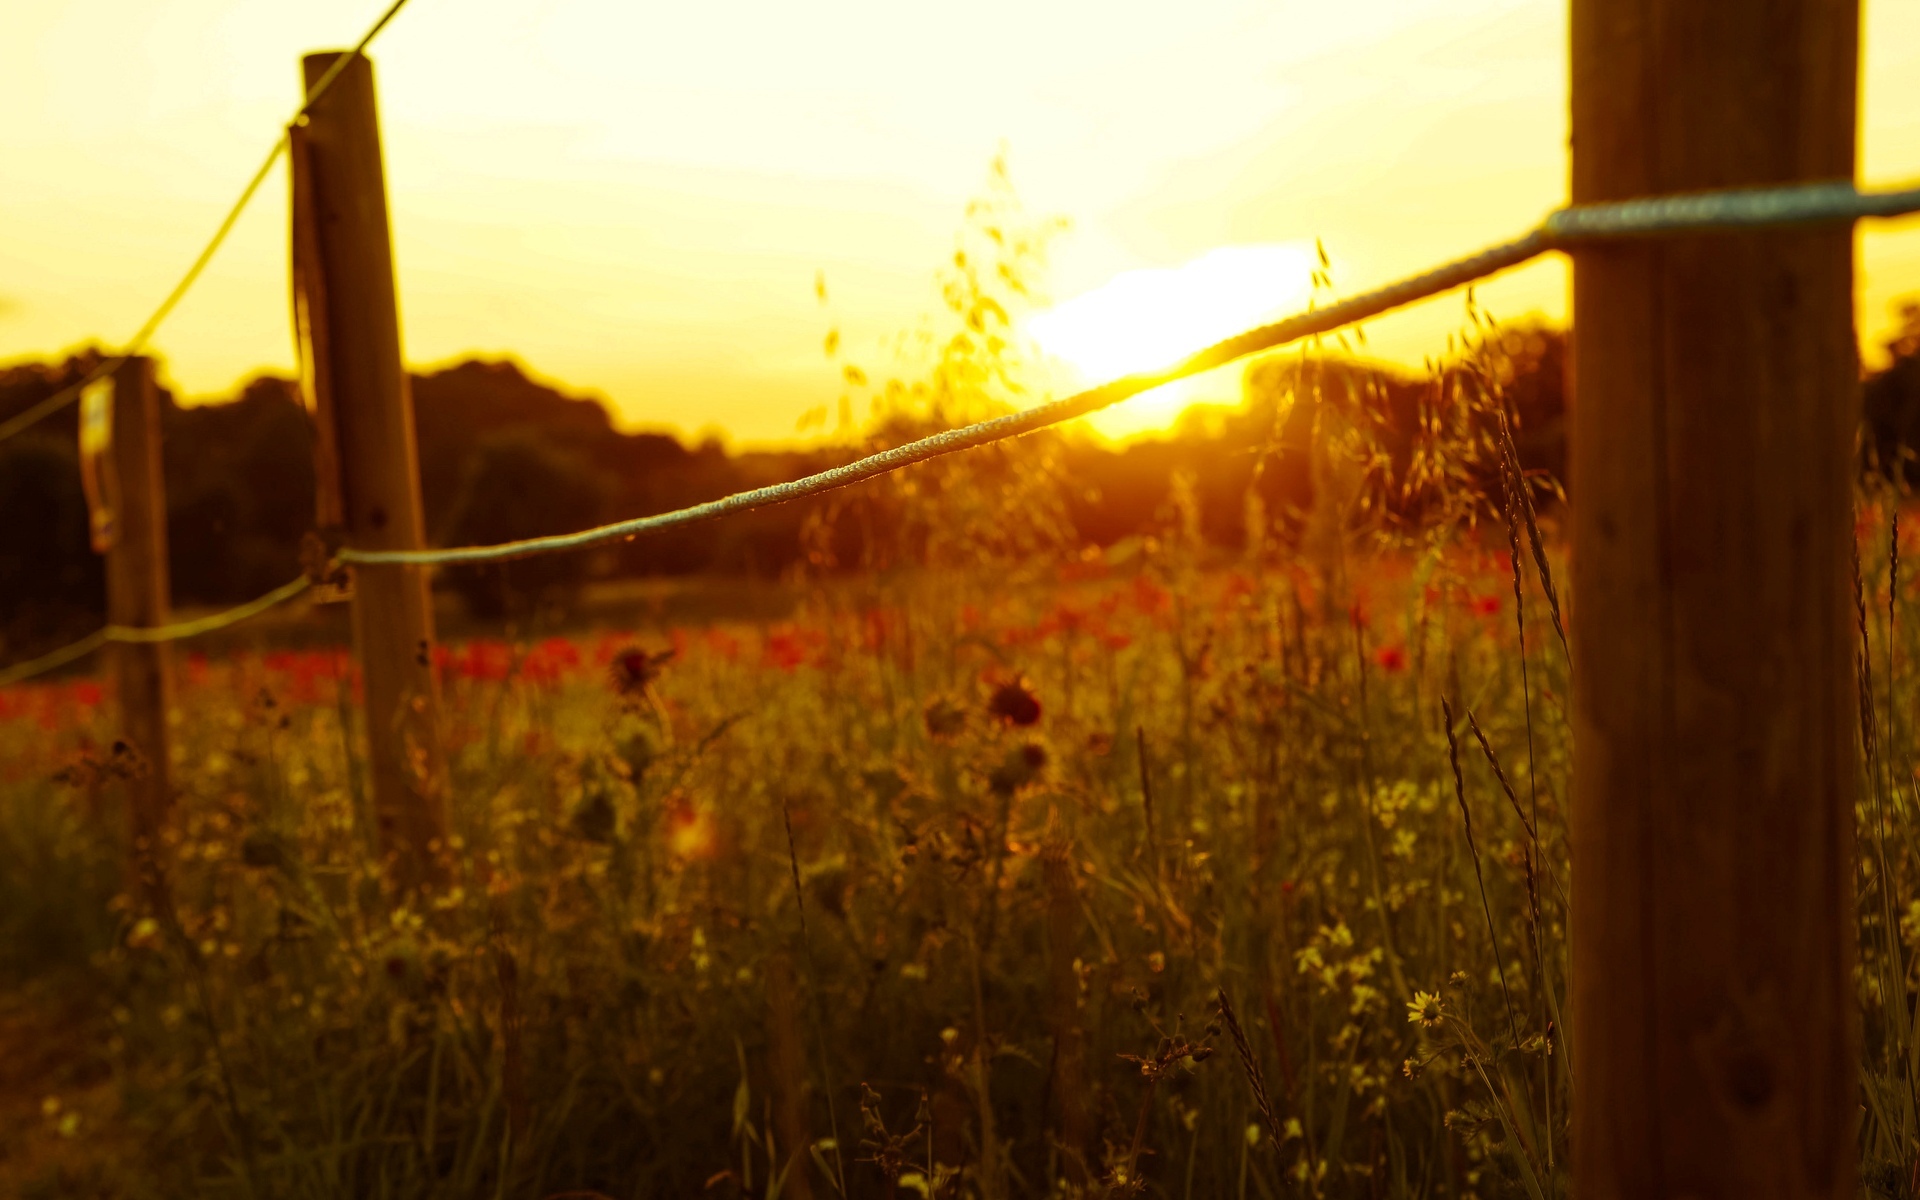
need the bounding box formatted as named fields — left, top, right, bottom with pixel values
left=1, top=336, right=1914, bottom=1199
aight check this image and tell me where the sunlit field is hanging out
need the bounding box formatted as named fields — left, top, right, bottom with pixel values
left=7, top=346, right=1920, bottom=1199
left=7, top=0, right=1920, bottom=1191
left=4, top=521, right=1579, bottom=1199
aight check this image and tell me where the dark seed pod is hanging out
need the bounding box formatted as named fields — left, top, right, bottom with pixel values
left=987, top=678, right=1042, bottom=726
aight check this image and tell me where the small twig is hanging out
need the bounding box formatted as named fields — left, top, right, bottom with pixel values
left=1442, top=698, right=1522, bottom=1050
left=783, top=801, right=850, bottom=1197
left=1136, top=726, right=1161, bottom=880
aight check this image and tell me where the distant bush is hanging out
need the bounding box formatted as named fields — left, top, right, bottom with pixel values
left=1864, top=300, right=1920, bottom=483
left=0, top=435, right=103, bottom=656
left=439, top=428, right=609, bottom=619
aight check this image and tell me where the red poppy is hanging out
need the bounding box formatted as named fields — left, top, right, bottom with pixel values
left=1131, top=575, right=1172, bottom=619
left=522, top=637, right=583, bottom=686
left=458, top=640, right=513, bottom=682
left=1042, top=602, right=1087, bottom=637
left=1469, top=594, right=1503, bottom=618
left=698, top=627, right=737, bottom=661
left=1374, top=644, right=1408, bottom=672
left=764, top=631, right=811, bottom=673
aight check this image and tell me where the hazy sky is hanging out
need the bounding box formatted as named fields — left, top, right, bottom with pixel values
left=3, top=0, right=1918, bottom=443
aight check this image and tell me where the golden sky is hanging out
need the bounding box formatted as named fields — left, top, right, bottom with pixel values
left=3, top=0, right=1917, bottom=444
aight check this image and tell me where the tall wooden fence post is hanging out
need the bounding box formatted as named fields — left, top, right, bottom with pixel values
left=104, top=355, right=174, bottom=894
left=298, top=50, right=447, bottom=888
left=1569, top=1, right=1859, bottom=1195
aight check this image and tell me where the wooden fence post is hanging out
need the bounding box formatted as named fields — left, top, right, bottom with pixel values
left=104, top=356, right=174, bottom=892
left=298, top=50, right=448, bottom=888
left=1568, top=1, right=1859, bottom=1195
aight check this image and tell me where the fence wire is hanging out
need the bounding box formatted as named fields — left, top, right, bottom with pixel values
left=0, top=577, right=311, bottom=688
left=0, top=0, right=414, bottom=447
left=339, top=176, right=1920, bottom=569
left=4, top=175, right=1918, bottom=687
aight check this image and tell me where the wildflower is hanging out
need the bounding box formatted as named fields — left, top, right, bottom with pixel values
left=458, top=639, right=513, bottom=682
left=1407, top=990, right=1444, bottom=1028
left=987, top=678, right=1042, bottom=726
left=1373, top=643, right=1408, bottom=672
left=1469, top=594, right=1502, bottom=617
left=988, top=742, right=1047, bottom=794
left=609, top=646, right=673, bottom=696
left=1131, top=574, right=1172, bottom=619
left=704, top=627, right=741, bottom=661
left=666, top=802, right=715, bottom=860
left=924, top=696, right=966, bottom=740
left=523, top=637, right=582, bottom=685
left=763, top=629, right=812, bottom=672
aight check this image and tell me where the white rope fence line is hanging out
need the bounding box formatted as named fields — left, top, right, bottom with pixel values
left=0, top=0, right=414, bottom=447
left=3, top=176, right=1917, bottom=688
left=339, top=177, right=1920, bottom=569
left=0, top=577, right=311, bottom=688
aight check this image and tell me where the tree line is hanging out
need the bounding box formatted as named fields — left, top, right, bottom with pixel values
left=4, top=307, right=1917, bottom=662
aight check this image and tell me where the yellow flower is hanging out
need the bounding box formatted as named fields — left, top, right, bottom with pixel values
left=1407, top=990, right=1444, bottom=1028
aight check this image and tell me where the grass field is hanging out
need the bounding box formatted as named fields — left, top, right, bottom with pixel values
left=2, top=388, right=1916, bottom=1200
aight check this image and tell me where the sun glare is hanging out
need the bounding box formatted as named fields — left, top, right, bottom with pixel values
left=1025, top=244, right=1318, bottom=439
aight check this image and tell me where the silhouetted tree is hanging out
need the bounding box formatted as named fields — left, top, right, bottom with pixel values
left=440, top=429, right=609, bottom=619
left=1864, top=302, right=1920, bottom=484
left=0, top=435, right=102, bottom=655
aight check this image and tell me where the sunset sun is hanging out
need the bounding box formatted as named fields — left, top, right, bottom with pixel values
left=1025, top=243, right=1320, bottom=437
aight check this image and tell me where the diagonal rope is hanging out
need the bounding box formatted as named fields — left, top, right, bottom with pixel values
left=7, top=178, right=1915, bottom=683
left=339, top=176, right=1920, bottom=569
left=0, top=0, right=414, bottom=447
left=0, top=577, right=311, bottom=688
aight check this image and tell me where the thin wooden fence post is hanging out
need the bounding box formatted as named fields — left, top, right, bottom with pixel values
left=1569, top=1, right=1859, bottom=1195
left=104, top=355, right=174, bottom=894
left=297, top=49, right=447, bottom=889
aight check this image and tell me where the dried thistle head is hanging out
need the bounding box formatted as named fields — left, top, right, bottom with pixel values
left=856, top=1083, right=923, bottom=1188
left=923, top=695, right=966, bottom=740
left=1118, top=1010, right=1214, bottom=1083
left=608, top=646, right=674, bottom=698
left=987, top=741, right=1048, bottom=795
left=986, top=677, right=1042, bottom=727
